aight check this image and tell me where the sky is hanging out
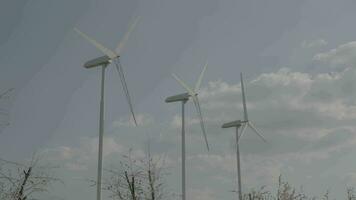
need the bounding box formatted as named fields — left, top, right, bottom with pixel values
left=2, top=0, right=356, bottom=199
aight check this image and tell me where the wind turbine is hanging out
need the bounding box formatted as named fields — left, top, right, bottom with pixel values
left=74, top=16, right=140, bottom=200
left=222, top=72, right=267, bottom=200
left=165, top=63, right=209, bottom=200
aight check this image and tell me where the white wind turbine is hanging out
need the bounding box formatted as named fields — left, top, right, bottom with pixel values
left=237, top=73, right=267, bottom=142
left=222, top=72, right=267, bottom=200
left=74, top=16, right=140, bottom=200
left=165, top=63, right=209, bottom=200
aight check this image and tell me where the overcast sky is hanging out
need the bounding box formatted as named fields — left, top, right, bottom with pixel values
left=2, top=0, right=356, bottom=199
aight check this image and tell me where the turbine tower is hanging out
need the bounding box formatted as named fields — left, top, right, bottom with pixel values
left=165, top=63, right=210, bottom=200
left=74, top=17, right=140, bottom=200
left=222, top=72, right=267, bottom=200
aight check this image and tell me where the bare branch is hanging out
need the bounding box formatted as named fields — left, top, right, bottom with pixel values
left=0, top=155, right=60, bottom=200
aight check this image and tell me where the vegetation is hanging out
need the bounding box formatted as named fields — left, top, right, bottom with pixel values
left=2, top=151, right=356, bottom=200
left=241, top=176, right=356, bottom=200
left=103, top=149, right=171, bottom=200
left=0, top=156, right=60, bottom=200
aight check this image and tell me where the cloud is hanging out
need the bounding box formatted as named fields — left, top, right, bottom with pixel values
left=313, top=41, right=356, bottom=66
left=200, top=67, right=356, bottom=128
left=112, top=113, right=154, bottom=127
left=174, top=65, right=356, bottom=187
left=43, top=135, right=173, bottom=172
left=188, top=187, right=218, bottom=200
left=170, top=114, right=201, bottom=129
left=187, top=138, right=356, bottom=189
left=188, top=153, right=283, bottom=187
left=43, top=137, right=126, bottom=171
left=65, top=162, right=88, bottom=171
left=301, top=38, right=328, bottom=48
left=343, top=172, right=356, bottom=185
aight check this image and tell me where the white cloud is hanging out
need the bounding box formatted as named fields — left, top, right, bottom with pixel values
left=313, top=41, right=356, bottom=66
left=189, top=153, right=283, bottom=185
left=343, top=172, right=356, bottom=185
left=188, top=187, right=218, bottom=200
left=199, top=67, right=356, bottom=127
left=174, top=64, right=356, bottom=189
left=112, top=113, right=154, bottom=127
left=65, top=162, right=88, bottom=171
left=170, top=114, right=201, bottom=129
left=188, top=142, right=354, bottom=189
left=301, top=38, right=328, bottom=48
left=190, top=154, right=235, bottom=172
left=44, top=137, right=126, bottom=171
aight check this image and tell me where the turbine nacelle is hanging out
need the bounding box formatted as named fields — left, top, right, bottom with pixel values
left=165, top=92, right=199, bottom=103
left=221, top=120, right=247, bottom=129
left=221, top=73, right=267, bottom=143
left=75, top=16, right=141, bottom=126
left=165, top=93, right=190, bottom=103
left=83, top=55, right=120, bottom=69
left=169, top=62, right=210, bottom=151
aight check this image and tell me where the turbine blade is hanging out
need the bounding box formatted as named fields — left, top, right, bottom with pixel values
left=192, top=96, right=210, bottom=151
left=240, top=73, right=248, bottom=121
left=195, top=62, right=208, bottom=92
left=114, top=59, right=138, bottom=126
left=172, top=74, right=195, bottom=96
left=74, top=28, right=117, bottom=59
left=248, top=122, right=267, bottom=143
left=237, top=123, right=247, bottom=143
left=115, top=16, right=141, bottom=55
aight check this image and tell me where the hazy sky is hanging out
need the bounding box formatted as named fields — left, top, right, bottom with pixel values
left=2, top=0, right=356, bottom=199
